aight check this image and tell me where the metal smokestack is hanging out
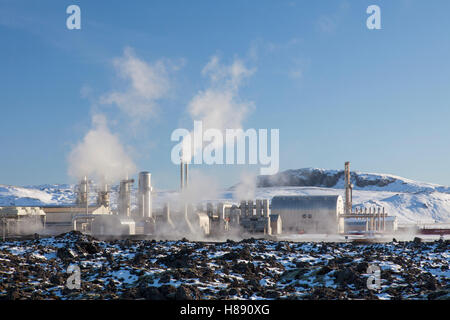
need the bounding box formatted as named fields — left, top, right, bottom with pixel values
left=180, top=159, right=184, bottom=190
left=344, top=161, right=353, bottom=214
left=184, top=162, right=188, bottom=188
left=138, top=172, right=152, bottom=218
left=180, top=153, right=188, bottom=190
left=119, top=178, right=134, bottom=217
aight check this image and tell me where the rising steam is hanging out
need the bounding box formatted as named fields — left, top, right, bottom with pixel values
left=69, top=47, right=175, bottom=185
left=182, top=56, right=256, bottom=161
left=233, top=171, right=257, bottom=201
left=189, top=56, right=255, bottom=132
left=67, top=114, right=136, bottom=184
left=179, top=169, right=221, bottom=204
left=100, top=47, right=171, bottom=122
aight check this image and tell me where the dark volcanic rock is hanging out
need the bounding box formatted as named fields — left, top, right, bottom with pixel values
left=76, top=241, right=100, bottom=255
left=176, top=285, right=201, bottom=300
left=233, top=262, right=258, bottom=275
left=264, top=290, right=280, bottom=299
left=221, top=248, right=252, bottom=261
left=306, top=287, right=347, bottom=300
left=0, top=235, right=446, bottom=300
left=334, top=267, right=358, bottom=286
left=49, top=274, right=65, bottom=286
left=139, top=287, right=165, bottom=300
left=56, top=247, right=76, bottom=261
left=158, top=247, right=194, bottom=268
left=317, top=266, right=332, bottom=275
left=159, top=285, right=177, bottom=299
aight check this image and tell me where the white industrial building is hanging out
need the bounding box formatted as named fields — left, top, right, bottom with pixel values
left=344, top=216, right=398, bottom=233
left=0, top=206, right=46, bottom=236
left=271, top=195, right=345, bottom=234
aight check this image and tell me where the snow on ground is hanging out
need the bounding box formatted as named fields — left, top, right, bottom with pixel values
left=0, top=232, right=448, bottom=300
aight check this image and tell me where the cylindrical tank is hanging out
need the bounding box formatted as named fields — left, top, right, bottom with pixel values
left=271, top=195, right=344, bottom=234
left=119, top=179, right=134, bottom=217
left=138, top=172, right=152, bottom=218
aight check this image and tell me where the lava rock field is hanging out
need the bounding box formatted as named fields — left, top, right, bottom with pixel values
left=0, top=231, right=448, bottom=300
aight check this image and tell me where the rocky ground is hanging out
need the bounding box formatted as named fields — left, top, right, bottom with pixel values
left=0, top=231, right=448, bottom=300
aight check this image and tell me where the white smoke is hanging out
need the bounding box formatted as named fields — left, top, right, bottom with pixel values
left=233, top=171, right=257, bottom=201
left=100, top=47, right=171, bottom=121
left=179, top=169, right=220, bottom=204
left=189, top=56, right=254, bottom=132
left=67, top=114, right=136, bottom=185
left=182, top=56, right=255, bottom=161
left=69, top=47, right=175, bottom=185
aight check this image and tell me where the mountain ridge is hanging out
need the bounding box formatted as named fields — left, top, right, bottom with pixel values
left=256, top=168, right=450, bottom=194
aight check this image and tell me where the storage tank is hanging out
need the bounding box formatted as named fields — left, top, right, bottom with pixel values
left=119, top=179, right=134, bottom=217
left=138, top=172, right=152, bottom=218
left=271, top=195, right=344, bottom=234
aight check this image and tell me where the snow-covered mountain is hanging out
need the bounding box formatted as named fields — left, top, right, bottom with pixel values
left=257, top=168, right=450, bottom=193
left=253, top=168, right=450, bottom=224
left=1, top=168, right=450, bottom=224
left=0, top=184, right=73, bottom=206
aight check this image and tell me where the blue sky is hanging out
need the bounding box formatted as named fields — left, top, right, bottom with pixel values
left=1, top=0, right=450, bottom=189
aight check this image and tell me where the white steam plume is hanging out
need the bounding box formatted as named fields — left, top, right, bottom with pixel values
left=233, top=171, right=257, bottom=201
left=68, top=114, right=136, bottom=184
left=69, top=47, right=174, bottom=185
left=179, top=169, right=220, bottom=204
left=189, top=56, right=254, bottom=131
left=182, top=56, right=255, bottom=161
left=100, top=47, right=171, bottom=121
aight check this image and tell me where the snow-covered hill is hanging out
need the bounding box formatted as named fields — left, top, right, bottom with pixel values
left=1, top=168, right=450, bottom=224
left=257, top=168, right=450, bottom=194
left=0, top=184, right=71, bottom=206
left=250, top=186, right=450, bottom=224
left=250, top=168, right=450, bottom=224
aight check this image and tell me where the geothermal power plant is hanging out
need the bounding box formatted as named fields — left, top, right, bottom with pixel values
left=0, top=162, right=404, bottom=240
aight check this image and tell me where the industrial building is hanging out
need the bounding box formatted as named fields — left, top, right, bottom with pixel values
left=270, top=214, right=282, bottom=235
left=271, top=195, right=344, bottom=234
left=0, top=207, right=46, bottom=238
left=0, top=161, right=400, bottom=239
left=343, top=208, right=398, bottom=234
left=43, top=205, right=111, bottom=234
left=339, top=162, right=397, bottom=234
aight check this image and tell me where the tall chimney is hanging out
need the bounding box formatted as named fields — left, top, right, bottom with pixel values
left=119, top=179, right=134, bottom=217
left=138, top=172, right=152, bottom=218
left=180, top=151, right=188, bottom=191
left=344, top=162, right=353, bottom=214
left=184, top=162, right=188, bottom=188
left=180, top=159, right=184, bottom=190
